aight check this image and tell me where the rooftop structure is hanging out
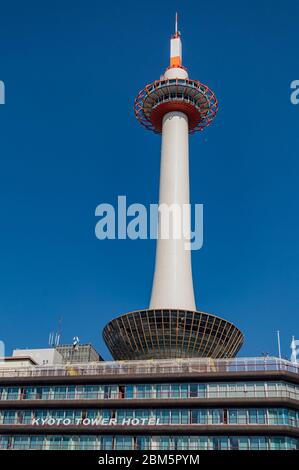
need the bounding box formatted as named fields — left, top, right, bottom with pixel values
left=13, top=348, right=63, bottom=366
left=56, top=344, right=103, bottom=364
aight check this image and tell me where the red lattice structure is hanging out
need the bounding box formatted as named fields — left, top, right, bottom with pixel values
left=134, top=78, right=218, bottom=134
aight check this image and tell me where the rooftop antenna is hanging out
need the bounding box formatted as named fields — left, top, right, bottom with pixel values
left=48, top=332, right=54, bottom=347
left=277, top=330, right=282, bottom=359
left=48, top=316, right=63, bottom=348
left=175, top=12, right=180, bottom=37
left=55, top=316, right=63, bottom=347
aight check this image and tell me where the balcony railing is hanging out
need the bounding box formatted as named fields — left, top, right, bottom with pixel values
left=0, top=357, right=298, bottom=379
left=1, top=389, right=299, bottom=402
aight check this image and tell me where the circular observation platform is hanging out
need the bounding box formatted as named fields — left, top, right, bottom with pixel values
left=103, top=309, right=243, bottom=361
left=134, top=78, right=218, bottom=134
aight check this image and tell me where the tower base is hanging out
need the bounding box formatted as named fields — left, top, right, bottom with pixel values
left=103, top=309, right=244, bottom=361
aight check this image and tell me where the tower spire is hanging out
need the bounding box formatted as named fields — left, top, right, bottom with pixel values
left=170, top=13, right=182, bottom=69
left=175, top=12, right=178, bottom=35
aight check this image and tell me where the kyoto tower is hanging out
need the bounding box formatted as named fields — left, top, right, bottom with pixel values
left=103, top=17, right=244, bottom=360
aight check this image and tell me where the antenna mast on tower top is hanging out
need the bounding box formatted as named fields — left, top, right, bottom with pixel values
left=174, top=12, right=180, bottom=37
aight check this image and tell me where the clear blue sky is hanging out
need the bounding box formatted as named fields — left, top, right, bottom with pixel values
left=0, top=0, right=298, bottom=360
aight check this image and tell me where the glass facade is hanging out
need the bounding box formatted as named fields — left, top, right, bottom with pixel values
left=1, top=381, right=298, bottom=401
left=0, top=434, right=297, bottom=450
left=0, top=407, right=298, bottom=427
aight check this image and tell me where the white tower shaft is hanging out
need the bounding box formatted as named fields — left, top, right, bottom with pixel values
left=149, top=111, right=196, bottom=310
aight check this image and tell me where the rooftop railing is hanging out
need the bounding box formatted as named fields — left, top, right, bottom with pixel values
left=0, top=357, right=298, bottom=379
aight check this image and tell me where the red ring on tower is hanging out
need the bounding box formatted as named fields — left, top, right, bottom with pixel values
left=134, top=78, right=218, bottom=134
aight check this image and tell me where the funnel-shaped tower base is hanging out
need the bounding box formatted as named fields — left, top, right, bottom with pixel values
left=103, top=309, right=243, bottom=361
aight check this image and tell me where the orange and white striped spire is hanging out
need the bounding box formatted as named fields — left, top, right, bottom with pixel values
left=170, top=12, right=182, bottom=67
left=164, top=13, right=188, bottom=80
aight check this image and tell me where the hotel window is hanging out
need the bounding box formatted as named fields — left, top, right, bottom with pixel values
left=245, top=382, right=255, bottom=397
left=211, top=409, right=222, bottom=424
left=236, top=383, right=246, bottom=397
left=13, top=436, right=30, bottom=450
left=219, top=437, right=229, bottom=450
left=230, top=437, right=239, bottom=450
left=136, top=385, right=145, bottom=399
left=125, top=385, right=134, bottom=399
left=110, top=386, right=118, bottom=399
left=158, top=437, right=172, bottom=450
left=101, top=436, right=113, bottom=450
left=189, top=384, right=198, bottom=398
left=180, top=409, right=189, bottom=424
left=250, top=437, right=268, bottom=450
left=66, top=386, right=76, bottom=399
left=41, top=386, right=52, bottom=400
left=180, top=384, right=188, bottom=398
left=20, top=387, right=29, bottom=400
left=76, top=385, right=84, bottom=400
left=135, top=437, right=150, bottom=450
left=85, top=386, right=99, bottom=399
left=174, top=437, right=187, bottom=450
left=3, top=411, right=15, bottom=424
left=48, top=436, right=63, bottom=450
left=102, top=409, right=112, bottom=421
left=6, top=387, right=19, bottom=400
left=256, top=437, right=267, bottom=450
left=156, top=409, right=170, bottom=424
left=64, top=410, right=75, bottom=423
left=197, top=384, right=207, bottom=398
left=208, top=383, right=218, bottom=398
left=238, top=409, right=247, bottom=425
left=228, top=409, right=237, bottom=424
left=29, top=436, right=44, bottom=450
left=79, top=437, right=97, bottom=450
left=35, top=410, right=48, bottom=421
left=250, top=437, right=259, bottom=450
left=157, top=384, right=170, bottom=399
left=212, top=437, right=221, bottom=450
left=238, top=437, right=249, bottom=450
left=170, top=409, right=180, bottom=424
left=255, top=383, right=265, bottom=398
left=135, top=409, right=150, bottom=421
left=21, top=411, right=33, bottom=425
left=191, top=409, right=207, bottom=424
left=190, top=436, right=208, bottom=450
left=248, top=409, right=265, bottom=424
left=53, top=387, right=67, bottom=400
left=171, top=384, right=180, bottom=398
left=52, top=410, right=65, bottom=421
left=60, top=436, right=72, bottom=450
left=74, top=410, right=82, bottom=422
left=86, top=410, right=98, bottom=420
left=289, top=410, right=298, bottom=426
left=115, top=437, right=133, bottom=450
left=0, top=436, right=9, bottom=449
left=287, top=383, right=297, bottom=399
left=268, top=409, right=278, bottom=425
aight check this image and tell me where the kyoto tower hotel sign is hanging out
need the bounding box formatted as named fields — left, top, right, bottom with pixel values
left=103, top=19, right=244, bottom=360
